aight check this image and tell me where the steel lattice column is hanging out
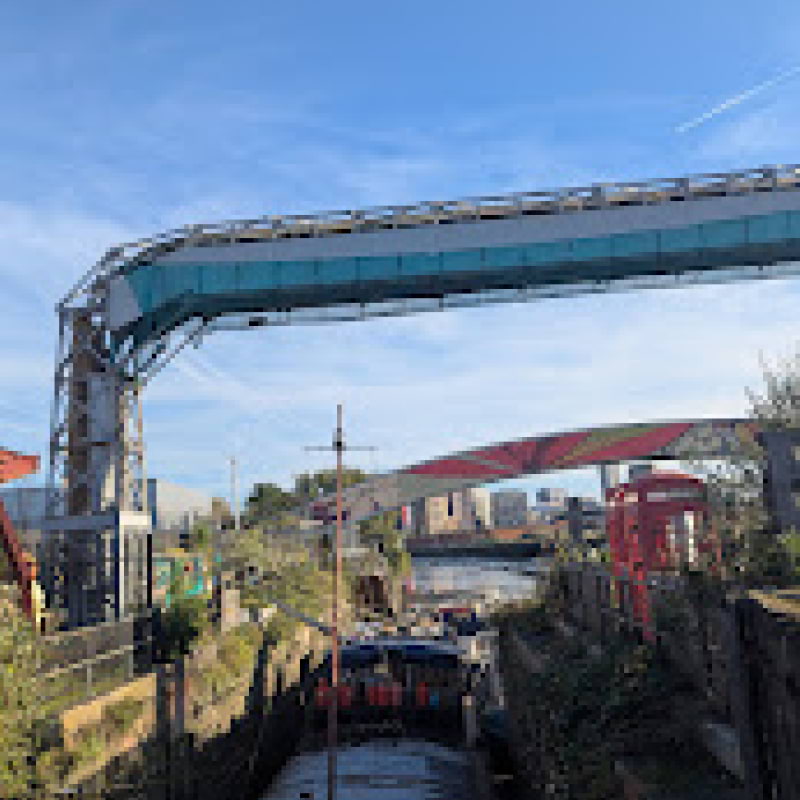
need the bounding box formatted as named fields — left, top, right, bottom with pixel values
left=44, top=287, right=151, bottom=628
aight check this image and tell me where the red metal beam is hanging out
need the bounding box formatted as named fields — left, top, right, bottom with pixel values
left=0, top=448, right=39, bottom=485
left=0, top=447, right=39, bottom=620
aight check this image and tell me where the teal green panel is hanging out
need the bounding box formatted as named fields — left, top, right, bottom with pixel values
left=484, top=246, right=525, bottom=269
left=522, top=240, right=572, bottom=265
left=660, top=226, right=702, bottom=252
left=162, top=264, right=201, bottom=301
left=702, top=219, right=746, bottom=248
left=317, top=258, right=358, bottom=284
left=238, top=261, right=281, bottom=291
left=571, top=237, right=612, bottom=261
left=400, top=252, right=440, bottom=276
left=787, top=210, right=800, bottom=237
left=748, top=213, right=789, bottom=243
left=149, top=266, right=169, bottom=307
left=359, top=256, right=399, bottom=281
left=199, top=262, right=238, bottom=295
left=612, top=231, right=658, bottom=257
left=126, top=266, right=157, bottom=313
left=280, top=260, right=317, bottom=287
left=441, top=249, right=484, bottom=272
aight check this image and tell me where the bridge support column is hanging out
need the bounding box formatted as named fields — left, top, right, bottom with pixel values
left=46, top=298, right=151, bottom=628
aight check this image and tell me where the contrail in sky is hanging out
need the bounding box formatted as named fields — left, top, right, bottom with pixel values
left=676, top=65, right=800, bottom=133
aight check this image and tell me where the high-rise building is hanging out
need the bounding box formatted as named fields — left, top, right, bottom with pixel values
left=413, top=487, right=493, bottom=536
left=491, top=490, right=528, bottom=528
left=424, top=489, right=479, bottom=535
left=469, top=487, right=491, bottom=531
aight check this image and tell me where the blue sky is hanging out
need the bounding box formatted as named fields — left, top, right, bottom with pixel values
left=2, top=0, right=800, bottom=505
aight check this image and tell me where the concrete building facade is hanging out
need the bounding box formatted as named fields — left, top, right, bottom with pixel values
left=490, top=490, right=529, bottom=529
left=147, top=478, right=216, bottom=536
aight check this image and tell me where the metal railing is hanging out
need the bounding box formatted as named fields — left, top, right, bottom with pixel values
left=60, top=163, right=800, bottom=307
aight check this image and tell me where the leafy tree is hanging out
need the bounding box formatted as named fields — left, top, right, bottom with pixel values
left=226, top=524, right=268, bottom=574
left=156, top=596, right=209, bottom=662
left=155, top=570, right=210, bottom=662
left=359, top=511, right=411, bottom=576
left=681, top=349, right=800, bottom=587
left=245, top=482, right=298, bottom=524
left=293, top=468, right=367, bottom=503
left=182, top=520, right=214, bottom=553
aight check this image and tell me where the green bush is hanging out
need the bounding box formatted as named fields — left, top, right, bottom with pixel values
left=156, top=595, right=209, bottom=662
left=505, top=631, right=697, bottom=799
left=102, top=696, right=145, bottom=735
left=218, top=630, right=256, bottom=675
left=71, top=726, right=105, bottom=768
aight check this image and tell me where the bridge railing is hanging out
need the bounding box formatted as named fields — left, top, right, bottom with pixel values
left=63, top=163, right=800, bottom=306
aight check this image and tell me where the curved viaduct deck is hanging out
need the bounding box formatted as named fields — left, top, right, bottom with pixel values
left=310, top=418, right=759, bottom=525
left=97, top=164, right=800, bottom=360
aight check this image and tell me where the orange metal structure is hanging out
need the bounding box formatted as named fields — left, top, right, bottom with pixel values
left=0, top=447, right=40, bottom=618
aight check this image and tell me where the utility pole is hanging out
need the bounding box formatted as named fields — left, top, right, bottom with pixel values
left=306, top=404, right=375, bottom=800
left=230, top=455, right=240, bottom=532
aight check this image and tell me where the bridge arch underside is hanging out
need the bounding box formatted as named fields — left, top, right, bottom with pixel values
left=312, top=418, right=760, bottom=525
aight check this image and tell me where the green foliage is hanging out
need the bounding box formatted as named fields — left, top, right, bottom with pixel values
left=245, top=482, right=298, bottom=524
left=227, top=525, right=268, bottom=574
left=71, top=726, right=105, bottom=768
left=506, top=630, right=695, bottom=799
left=156, top=594, right=209, bottom=662
left=293, top=467, right=367, bottom=503
left=679, top=350, right=800, bottom=588
left=183, top=521, right=214, bottom=553
left=0, top=601, right=70, bottom=796
left=781, top=529, right=800, bottom=578
left=218, top=630, right=253, bottom=674
left=102, top=696, right=145, bottom=735
left=359, top=512, right=411, bottom=576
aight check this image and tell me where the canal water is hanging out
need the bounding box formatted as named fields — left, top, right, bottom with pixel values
left=409, top=556, right=548, bottom=611
left=260, top=739, right=477, bottom=799
left=259, top=556, right=546, bottom=799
